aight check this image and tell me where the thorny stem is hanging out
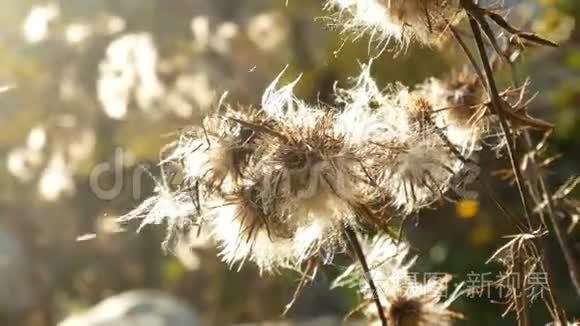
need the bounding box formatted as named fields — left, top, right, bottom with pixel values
left=465, top=14, right=532, bottom=229
left=448, top=25, right=486, bottom=90
left=344, top=226, right=388, bottom=326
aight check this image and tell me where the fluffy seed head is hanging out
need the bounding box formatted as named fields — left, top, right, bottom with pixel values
left=207, top=184, right=295, bottom=272
left=325, top=0, right=461, bottom=50
left=121, top=65, right=485, bottom=272
left=419, top=70, right=487, bottom=153
left=334, top=65, right=474, bottom=213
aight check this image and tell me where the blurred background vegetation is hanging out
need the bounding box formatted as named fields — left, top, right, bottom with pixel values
left=0, top=0, right=578, bottom=325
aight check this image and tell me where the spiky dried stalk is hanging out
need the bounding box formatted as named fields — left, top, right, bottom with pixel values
left=508, top=51, right=575, bottom=322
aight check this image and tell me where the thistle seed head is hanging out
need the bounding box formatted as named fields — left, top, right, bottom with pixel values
left=419, top=70, right=488, bottom=154
left=325, top=0, right=461, bottom=50
left=208, top=183, right=296, bottom=272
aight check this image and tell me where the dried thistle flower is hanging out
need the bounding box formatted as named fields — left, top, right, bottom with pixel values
left=165, top=105, right=265, bottom=191
left=378, top=275, right=462, bottom=326
left=334, top=64, right=481, bottom=213
left=325, top=0, right=462, bottom=50
left=240, top=78, right=376, bottom=269
left=377, top=135, right=462, bottom=213
left=206, top=183, right=296, bottom=271
left=416, top=68, right=518, bottom=158
left=122, top=76, right=371, bottom=272
left=486, top=231, right=548, bottom=314
left=121, top=65, right=486, bottom=272
left=419, top=70, right=485, bottom=153
left=251, top=117, right=362, bottom=265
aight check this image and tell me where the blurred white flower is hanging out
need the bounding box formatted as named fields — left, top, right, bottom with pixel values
left=7, top=126, right=47, bottom=182
left=38, top=152, right=75, bottom=201
left=246, top=11, right=290, bottom=53
left=0, top=85, right=15, bottom=93
left=103, top=15, right=126, bottom=34
left=212, top=22, right=240, bottom=55
left=27, top=125, right=47, bottom=151
left=65, top=23, right=92, bottom=44
left=97, top=33, right=165, bottom=119
left=6, top=148, right=43, bottom=182
left=6, top=117, right=96, bottom=201
left=191, top=16, right=211, bottom=50
left=67, top=128, right=96, bottom=164
left=22, top=3, right=60, bottom=43
left=97, top=63, right=133, bottom=119
left=191, top=16, right=241, bottom=55
left=173, top=73, right=216, bottom=114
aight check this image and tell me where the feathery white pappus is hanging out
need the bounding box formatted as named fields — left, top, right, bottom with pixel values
left=418, top=69, right=492, bottom=155
left=334, top=64, right=485, bottom=213
left=325, top=0, right=461, bottom=49
left=206, top=185, right=296, bottom=272
left=118, top=184, right=197, bottom=251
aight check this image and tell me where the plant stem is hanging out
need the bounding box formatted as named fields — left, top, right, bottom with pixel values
left=515, top=255, right=530, bottom=326
left=345, top=226, right=387, bottom=326
left=466, top=15, right=532, bottom=229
